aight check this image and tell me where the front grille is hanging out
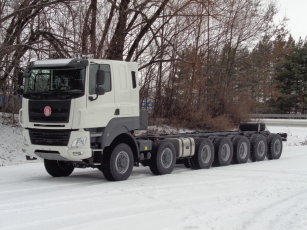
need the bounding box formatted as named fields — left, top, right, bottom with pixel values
left=29, top=100, right=71, bottom=123
left=29, top=129, right=71, bottom=146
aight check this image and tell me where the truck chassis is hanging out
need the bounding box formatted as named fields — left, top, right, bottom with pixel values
left=42, top=122, right=286, bottom=181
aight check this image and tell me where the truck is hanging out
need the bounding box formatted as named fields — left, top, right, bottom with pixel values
left=18, top=56, right=287, bottom=181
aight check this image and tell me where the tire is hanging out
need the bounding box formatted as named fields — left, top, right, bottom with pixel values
left=239, top=123, right=265, bottom=131
left=190, top=138, right=214, bottom=169
left=232, top=136, right=250, bottom=164
left=212, top=137, right=233, bottom=167
left=140, top=159, right=149, bottom=167
left=149, top=140, right=176, bottom=175
left=208, top=136, right=219, bottom=142
left=101, top=143, right=133, bottom=181
left=250, top=134, right=267, bottom=162
left=44, top=159, right=74, bottom=177
left=267, top=134, right=283, bottom=160
left=183, top=158, right=191, bottom=168
left=227, top=135, right=236, bottom=141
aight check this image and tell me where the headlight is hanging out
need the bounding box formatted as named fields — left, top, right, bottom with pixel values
left=71, top=137, right=87, bottom=148
left=23, top=136, right=29, bottom=146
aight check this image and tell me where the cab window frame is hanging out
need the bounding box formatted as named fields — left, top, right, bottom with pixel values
left=88, top=64, right=112, bottom=95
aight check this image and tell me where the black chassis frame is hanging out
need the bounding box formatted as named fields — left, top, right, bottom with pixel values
left=70, top=130, right=287, bottom=168
left=134, top=130, right=287, bottom=158
left=136, top=130, right=287, bottom=142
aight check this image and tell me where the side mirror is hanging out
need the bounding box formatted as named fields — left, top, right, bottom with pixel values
left=18, top=71, right=31, bottom=86
left=23, top=72, right=31, bottom=78
left=18, top=72, right=23, bottom=86
left=96, top=87, right=105, bottom=96
left=17, top=88, right=24, bottom=96
left=96, top=69, right=105, bottom=85
left=89, top=70, right=106, bottom=101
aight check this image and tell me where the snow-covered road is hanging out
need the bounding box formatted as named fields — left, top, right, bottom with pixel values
left=1, top=116, right=307, bottom=230
left=1, top=145, right=307, bottom=230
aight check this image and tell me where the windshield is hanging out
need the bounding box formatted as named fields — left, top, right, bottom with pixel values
left=24, top=67, right=85, bottom=99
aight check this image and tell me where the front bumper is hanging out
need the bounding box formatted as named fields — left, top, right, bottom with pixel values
left=22, top=129, right=92, bottom=162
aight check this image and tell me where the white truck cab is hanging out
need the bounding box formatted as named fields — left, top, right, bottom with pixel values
left=19, top=58, right=144, bottom=173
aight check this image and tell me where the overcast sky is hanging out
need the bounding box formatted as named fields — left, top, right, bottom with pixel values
left=277, top=0, right=307, bottom=41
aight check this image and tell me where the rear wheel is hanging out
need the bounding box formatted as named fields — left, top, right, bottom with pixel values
left=44, top=159, right=74, bottom=177
left=212, top=137, right=233, bottom=166
left=149, top=140, right=176, bottom=175
left=232, top=136, right=250, bottom=164
left=100, top=143, right=133, bottom=181
left=183, top=158, right=191, bottom=168
left=267, top=134, right=283, bottom=160
left=190, top=138, right=214, bottom=169
left=250, top=134, right=267, bottom=162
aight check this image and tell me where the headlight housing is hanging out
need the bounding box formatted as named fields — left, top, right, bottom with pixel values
left=71, top=137, right=87, bottom=148
left=23, top=136, right=29, bottom=146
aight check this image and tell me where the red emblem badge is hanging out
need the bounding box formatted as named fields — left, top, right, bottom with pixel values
left=44, top=106, right=52, bottom=116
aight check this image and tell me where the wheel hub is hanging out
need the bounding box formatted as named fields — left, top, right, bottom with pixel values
left=274, top=139, right=281, bottom=155
left=161, top=148, right=173, bottom=168
left=201, top=145, right=211, bottom=163
left=221, top=144, right=230, bottom=161
left=115, top=151, right=130, bottom=174
left=257, top=140, right=265, bottom=157
left=239, top=142, right=248, bottom=158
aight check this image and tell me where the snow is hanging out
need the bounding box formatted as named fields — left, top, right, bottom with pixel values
left=1, top=117, right=307, bottom=230
left=0, top=113, right=42, bottom=166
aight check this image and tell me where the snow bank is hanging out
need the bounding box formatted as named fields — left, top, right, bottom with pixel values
left=0, top=113, right=31, bottom=166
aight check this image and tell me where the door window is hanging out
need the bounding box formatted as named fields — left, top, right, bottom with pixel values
left=89, top=64, right=112, bottom=95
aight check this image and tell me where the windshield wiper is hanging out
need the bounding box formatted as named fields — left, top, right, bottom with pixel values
left=57, top=94, right=72, bottom=99
left=30, top=94, right=44, bottom=99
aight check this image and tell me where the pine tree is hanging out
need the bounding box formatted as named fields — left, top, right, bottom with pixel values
left=272, top=37, right=307, bottom=113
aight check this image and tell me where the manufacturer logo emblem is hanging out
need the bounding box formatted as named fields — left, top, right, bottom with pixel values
left=44, top=106, right=52, bottom=116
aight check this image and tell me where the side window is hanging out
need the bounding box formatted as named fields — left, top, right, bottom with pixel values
left=99, top=64, right=111, bottom=92
left=89, top=64, right=98, bottom=94
left=131, top=71, right=136, bottom=89
left=89, top=64, right=112, bottom=95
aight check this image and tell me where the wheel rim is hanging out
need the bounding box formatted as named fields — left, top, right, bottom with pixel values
left=257, top=140, right=265, bottom=157
left=200, top=145, right=211, bottom=163
left=161, top=148, right=173, bottom=168
left=115, top=151, right=130, bottom=174
left=274, top=139, right=281, bottom=155
left=221, top=144, right=230, bottom=161
left=239, top=142, right=248, bottom=159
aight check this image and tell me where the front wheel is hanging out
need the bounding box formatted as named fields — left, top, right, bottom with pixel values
left=44, top=159, right=74, bottom=177
left=149, top=140, right=176, bottom=175
left=100, top=143, right=133, bottom=181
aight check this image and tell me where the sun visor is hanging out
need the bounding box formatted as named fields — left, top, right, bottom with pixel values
left=27, top=59, right=89, bottom=69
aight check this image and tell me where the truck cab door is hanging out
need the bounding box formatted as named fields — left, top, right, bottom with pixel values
left=86, top=61, right=117, bottom=128
left=114, top=63, right=132, bottom=116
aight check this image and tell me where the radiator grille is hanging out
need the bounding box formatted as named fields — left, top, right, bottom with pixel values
left=29, top=129, right=71, bottom=146
left=28, top=100, right=71, bottom=123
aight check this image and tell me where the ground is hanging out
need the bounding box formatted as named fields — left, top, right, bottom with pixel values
left=0, top=116, right=307, bottom=230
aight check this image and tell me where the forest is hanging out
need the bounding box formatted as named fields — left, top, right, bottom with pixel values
left=0, top=0, right=306, bottom=130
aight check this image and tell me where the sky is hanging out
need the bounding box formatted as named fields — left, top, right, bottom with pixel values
left=277, top=0, right=307, bottom=41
